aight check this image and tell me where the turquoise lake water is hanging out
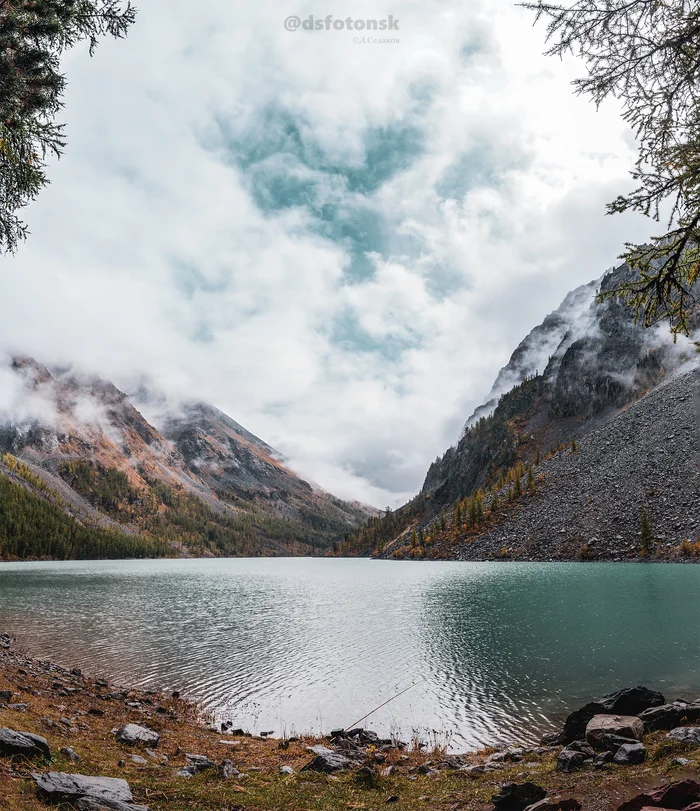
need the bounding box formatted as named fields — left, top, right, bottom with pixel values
left=0, top=558, right=698, bottom=750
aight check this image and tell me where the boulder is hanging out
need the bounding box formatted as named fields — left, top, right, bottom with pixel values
left=613, top=742, right=646, bottom=765
left=301, top=750, right=352, bottom=773
left=638, top=702, right=700, bottom=732
left=0, top=690, right=13, bottom=701
left=32, top=772, right=149, bottom=810
left=115, top=725, right=159, bottom=747
left=597, top=733, right=643, bottom=754
left=586, top=715, right=644, bottom=749
left=0, top=728, right=51, bottom=759
left=617, top=779, right=700, bottom=811
left=556, top=749, right=587, bottom=773
left=557, top=687, right=664, bottom=744
left=666, top=728, right=700, bottom=745
left=491, top=782, right=547, bottom=810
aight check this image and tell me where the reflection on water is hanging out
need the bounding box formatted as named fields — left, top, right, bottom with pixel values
left=0, top=558, right=698, bottom=751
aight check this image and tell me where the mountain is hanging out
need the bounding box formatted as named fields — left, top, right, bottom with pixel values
left=0, top=358, right=372, bottom=560
left=339, top=261, right=699, bottom=560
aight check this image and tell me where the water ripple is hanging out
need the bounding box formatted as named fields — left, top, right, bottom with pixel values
left=0, top=558, right=698, bottom=750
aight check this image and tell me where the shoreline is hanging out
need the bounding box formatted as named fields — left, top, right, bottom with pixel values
left=2, top=553, right=700, bottom=564
left=1, top=636, right=699, bottom=810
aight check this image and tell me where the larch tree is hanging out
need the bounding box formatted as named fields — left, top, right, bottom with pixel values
left=0, top=0, right=136, bottom=253
left=524, top=0, right=700, bottom=337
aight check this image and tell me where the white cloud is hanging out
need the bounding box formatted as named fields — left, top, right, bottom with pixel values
left=0, top=0, right=662, bottom=507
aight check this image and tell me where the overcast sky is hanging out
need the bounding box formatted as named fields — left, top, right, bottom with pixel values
left=0, top=0, right=660, bottom=507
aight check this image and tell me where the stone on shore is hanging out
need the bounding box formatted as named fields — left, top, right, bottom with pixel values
left=60, top=747, right=81, bottom=764
left=666, top=727, right=700, bottom=745
left=0, top=728, right=51, bottom=759
left=491, top=782, right=547, bottom=810
left=556, top=749, right=587, bottom=773
left=32, top=771, right=149, bottom=810
left=176, top=754, right=217, bottom=777
left=586, top=715, right=644, bottom=748
left=552, top=687, right=664, bottom=745
left=301, top=749, right=353, bottom=773
left=218, top=758, right=240, bottom=779
left=638, top=702, right=700, bottom=732
left=613, top=742, right=646, bottom=765
left=617, top=779, right=700, bottom=811
left=115, top=725, right=160, bottom=747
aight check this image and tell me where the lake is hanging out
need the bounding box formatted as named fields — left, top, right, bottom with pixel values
left=0, top=558, right=698, bottom=751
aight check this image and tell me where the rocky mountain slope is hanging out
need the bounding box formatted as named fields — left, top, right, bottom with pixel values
left=339, top=261, right=699, bottom=560
left=439, top=365, right=698, bottom=561
left=0, top=357, right=371, bottom=559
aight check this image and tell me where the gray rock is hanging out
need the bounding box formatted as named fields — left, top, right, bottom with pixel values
left=218, top=758, right=240, bottom=779
left=0, top=728, right=51, bottom=759
left=176, top=753, right=217, bottom=777
left=31, top=772, right=147, bottom=810
left=0, top=690, right=13, bottom=701
left=613, top=742, right=646, bottom=764
left=585, top=714, right=643, bottom=748
left=638, top=702, right=699, bottom=732
left=489, top=747, right=525, bottom=763
left=566, top=740, right=595, bottom=757
left=305, top=744, right=335, bottom=756
left=60, top=747, right=81, bottom=764
left=301, top=750, right=353, bottom=773
left=127, top=755, right=147, bottom=765
left=592, top=751, right=614, bottom=768
left=556, top=748, right=586, bottom=773
left=556, top=687, right=664, bottom=745
left=491, top=782, right=547, bottom=810
left=597, top=733, right=641, bottom=754
left=115, top=725, right=160, bottom=747
left=279, top=765, right=295, bottom=775
left=667, top=727, right=700, bottom=745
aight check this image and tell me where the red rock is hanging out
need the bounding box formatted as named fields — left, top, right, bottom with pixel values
left=617, top=780, right=700, bottom=811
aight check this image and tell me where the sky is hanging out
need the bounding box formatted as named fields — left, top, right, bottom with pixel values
left=0, top=0, right=662, bottom=508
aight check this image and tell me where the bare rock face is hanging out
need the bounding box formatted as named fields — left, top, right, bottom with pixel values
left=586, top=715, right=644, bottom=749
left=115, top=725, right=160, bottom=747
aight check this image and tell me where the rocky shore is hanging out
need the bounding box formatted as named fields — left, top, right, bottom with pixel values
left=1, top=632, right=699, bottom=810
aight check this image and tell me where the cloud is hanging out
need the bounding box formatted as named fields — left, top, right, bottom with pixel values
left=0, top=0, right=664, bottom=506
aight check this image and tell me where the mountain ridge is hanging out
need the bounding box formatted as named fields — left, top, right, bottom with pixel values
left=0, top=357, right=373, bottom=560
left=337, top=261, right=700, bottom=560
